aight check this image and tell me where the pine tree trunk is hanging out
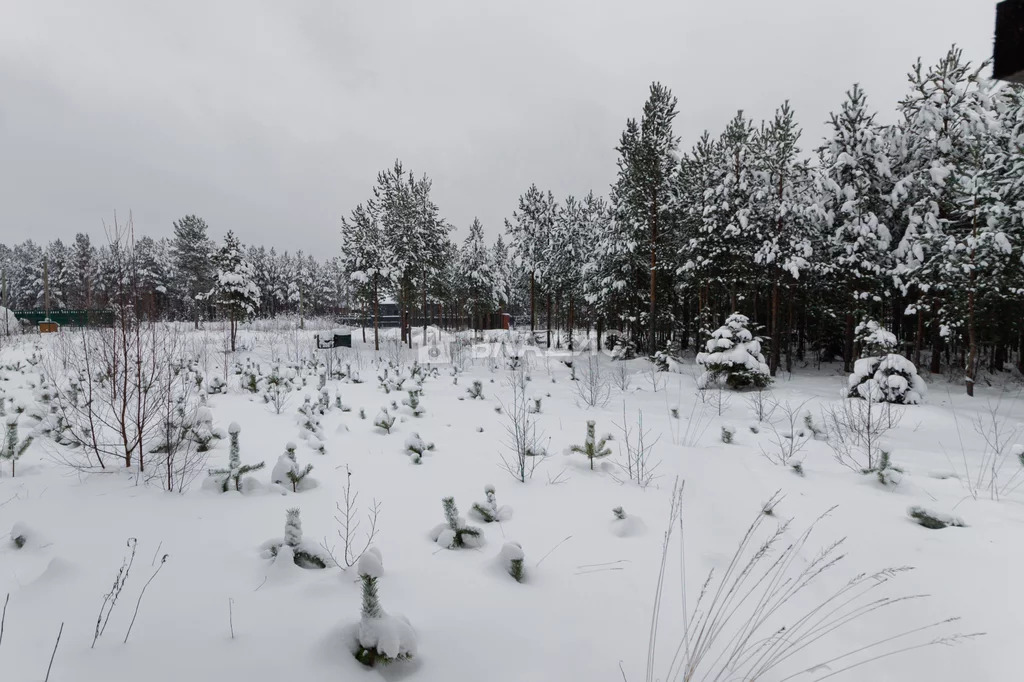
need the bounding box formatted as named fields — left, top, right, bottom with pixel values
left=596, top=317, right=603, bottom=352
left=930, top=312, right=942, bottom=375
left=530, top=272, right=536, bottom=331
left=1017, top=330, right=1024, bottom=374
left=769, top=281, right=780, bottom=376
left=966, top=288, right=976, bottom=397
left=914, top=307, right=923, bottom=367
left=546, top=293, right=552, bottom=348
left=844, top=312, right=854, bottom=373
left=649, top=212, right=657, bottom=355
left=373, top=279, right=379, bottom=352
left=568, top=297, right=575, bottom=351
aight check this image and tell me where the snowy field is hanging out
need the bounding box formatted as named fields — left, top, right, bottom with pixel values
left=1, top=321, right=1021, bottom=682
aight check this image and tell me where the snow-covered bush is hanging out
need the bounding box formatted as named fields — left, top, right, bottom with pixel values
left=374, top=408, right=396, bottom=434
left=696, top=313, right=771, bottom=390
left=500, top=541, right=525, bottom=583
left=429, top=497, right=483, bottom=549
left=569, top=420, right=612, bottom=470
left=848, top=353, right=927, bottom=405
left=907, top=506, right=965, bottom=530
left=10, top=521, right=30, bottom=549
left=2, top=414, right=33, bottom=476
left=651, top=337, right=683, bottom=372
left=354, top=548, right=416, bottom=667
left=271, top=442, right=314, bottom=492
left=207, top=375, right=227, bottom=394
left=720, top=425, right=735, bottom=444
left=262, top=508, right=328, bottom=569
left=607, top=333, right=636, bottom=361
left=609, top=506, right=646, bottom=537
left=402, top=388, right=424, bottom=417
left=466, top=380, right=484, bottom=400
left=207, top=422, right=264, bottom=492
left=404, top=432, right=434, bottom=461
left=471, top=484, right=511, bottom=523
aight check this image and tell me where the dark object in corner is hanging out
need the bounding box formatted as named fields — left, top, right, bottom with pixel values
left=995, top=0, right=1024, bottom=83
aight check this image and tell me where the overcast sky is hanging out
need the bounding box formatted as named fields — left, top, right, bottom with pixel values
left=0, top=1, right=996, bottom=256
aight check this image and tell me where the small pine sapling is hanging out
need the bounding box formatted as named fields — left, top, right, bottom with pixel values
left=471, top=485, right=510, bottom=522
left=612, top=506, right=627, bottom=520
left=404, top=433, right=434, bottom=460
left=354, top=548, right=416, bottom=666
left=2, top=414, right=33, bottom=476
left=264, top=508, right=328, bottom=569
left=429, top=497, right=483, bottom=549
left=500, top=541, right=525, bottom=583
left=570, top=420, right=612, bottom=470
left=403, top=389, right=424, bottom=417
left=208, top=422, right=265, bottom=492
left=721, top=425, right=736, bottom=444
left=870, top=450, right=904, bottom=486
left=528, top=397, right=542, bottom=413
left=466, top=380, right=484, bottom=400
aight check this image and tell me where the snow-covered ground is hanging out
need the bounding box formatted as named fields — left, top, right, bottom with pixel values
left=2, top=323, right=1021, bottom=681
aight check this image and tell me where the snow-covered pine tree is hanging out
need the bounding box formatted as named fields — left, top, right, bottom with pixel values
left=696, top=313, right=771, bottom=389
left=461, top=218, right=494, bottom=332
left=820, top=85, right=895, bottom=371
left=506, top=184, right=556, bottom=332
left=210, top=231, right=261, bottom=352
left=893, top=47, right=1004, bottom=393
left=171, top=215, right=214, bottom=327
left=606, top=83, right=680, bottom=352
left=848, top=320, right=927, bottom=405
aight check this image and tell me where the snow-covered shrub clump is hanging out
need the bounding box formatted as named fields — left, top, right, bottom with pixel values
left=261, top=508, right=329, bottom=569
left=404, top=433, right=434, bottom=463
left=847, top=323, right=926, bottom=404
left=908, top=506, right=966, bottom=530
left=696, top=313, right=771, bottom=390
left=471, top=485, right=511, bottom=523
left=353, top=548, right=416, bottom=667
left=429, top=497, right=483, bottom=549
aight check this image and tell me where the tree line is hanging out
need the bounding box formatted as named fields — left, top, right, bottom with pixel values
left=343, top=46, right=1024, bottom=396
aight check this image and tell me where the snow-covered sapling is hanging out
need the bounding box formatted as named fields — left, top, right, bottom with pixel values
left=847, top=321, right=926, bottom=404
left=907, top=506, right=966, bottom=530
left=569, top=420, right=612, bottom=470
left=354, top=548, right=416, bottom=667
left=403, top=389, right=424, bottom=417
left=612, top=506, right=627, bottom=521
left=721, top=425, right=736, bottom=444
left=466, top=380, right=484, bottom=400
left=2, top=414, right=32, bottom=476
left=528, top=397, right=542, bottom=413
left=500, top=541, right=525, bottom=583
left=404, top=433, right=434, bottom=460
left=871, top=450, right=903, bottom=486
left=264, top=508, right=328, bottom=569
left=208, top=422, right=265, bottom=492
left=374, top=409, right=396, bottom=434
left=10, top=521, right=29, bottom=549
left=429, top=497, right=483, bottom=549
left=271, top=443, right=313, bottom=492
left=471, top=485, right=510, bottom=523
